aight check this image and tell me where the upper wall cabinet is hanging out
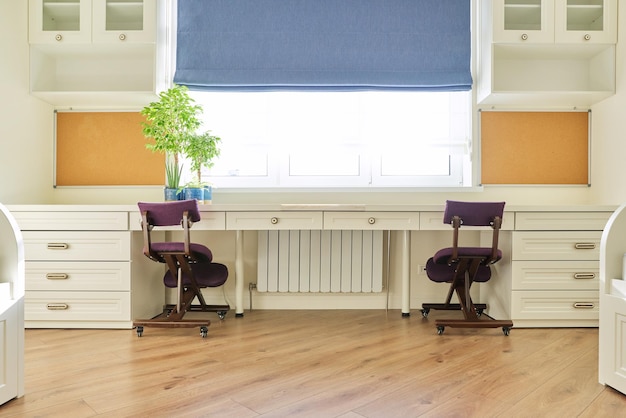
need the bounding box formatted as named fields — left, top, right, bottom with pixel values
left=493, top=0, right=616, bottom=44
left=478, top=0, right=617, bottom=107
left=28, top=0, right=167, bottom=107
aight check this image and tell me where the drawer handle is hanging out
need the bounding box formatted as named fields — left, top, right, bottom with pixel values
left=46, top=303, right=69, bottom=310
left=574, top=243, right=596, bottom=250
left=46, top=273, right=69, bottom=280
left=368, top=217, right=376, bottom=225
left=573, top=302, right=595, bottom=309
left=573, top=273, right=596, bottom=280
left=270, top=217, right=278, bottom=224
left=47, top=243, right=69, bottom=250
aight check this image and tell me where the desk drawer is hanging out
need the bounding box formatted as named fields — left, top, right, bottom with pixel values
left=22, top=231, right=130, bottom=261
left=419, top=211, right=514, bottom=230
left=25, top=291, right=131, bottom=321
left=13, top=211, right=128, bottom=231
left=226, top=212, right=323, bottom=230
left=129, top=211, right=226, bottom=231
left=512, top=231, right=601, bottom=261
left=511, top=290, right=598, bottom=320
left=323, top=212, right=419, bottom=230
left=515, top=212, right=611, bottom=231
left=512, top=261, right=598, bottom=291
left=25, top=261, right=130, bottom=291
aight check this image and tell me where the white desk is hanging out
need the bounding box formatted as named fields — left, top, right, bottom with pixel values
left=7, top=203, right=616, bottom=328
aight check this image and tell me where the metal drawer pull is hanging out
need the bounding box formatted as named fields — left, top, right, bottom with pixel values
left=573, top=302, right=595, bottom=309
left=573, top=273, right=596, bottom=280
left=46, top=273, right=69, bottom=280
left=270, top=217, right=278, bottom=224
left=46, top=303, right=69, bottom=310
left=574, top=243, right=596, bottom=250
left=368, top=217, right=376, bottom=224
left=47, top=243, right=69, bottom=250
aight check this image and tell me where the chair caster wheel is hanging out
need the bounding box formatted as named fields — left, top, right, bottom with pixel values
left=421, top=308, right=430, bottom=318
left=476, top=308, right=483, bottom=317
left=503, top=327, right=511, bottom=336
left=217, top=311, right=227, bottom=320
left=136, top=326, right=143, bottom=337
left=437, top=325, right=445, bottom=335
left=200, top=326, right=208, bottom=338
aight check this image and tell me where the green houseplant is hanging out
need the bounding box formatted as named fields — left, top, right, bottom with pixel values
left=141, top=84, right=202, bottom=200
left=182, top=131, right=221, bottom=203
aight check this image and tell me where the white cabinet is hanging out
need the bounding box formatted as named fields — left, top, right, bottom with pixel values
left=13, top=210, right=162, bottom=329
left=493, top=0, right=616, bottom=44
left=478, top=0, right=617, bottom=106
left=507, top=211, right=611, bottom=327
left=28, top=0, right=167, bottom=107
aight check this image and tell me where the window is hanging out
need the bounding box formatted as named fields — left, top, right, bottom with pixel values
left=174, top=1, right=473, bottom=189
left=182, top=90, right=472, bottom=188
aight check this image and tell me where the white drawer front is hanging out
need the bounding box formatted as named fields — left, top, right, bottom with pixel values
left=25, top=291, right=131, bottom=321
left=25, top=261, right=130, bottom=291
left=12, top=211, right=128, bottom=231
left=226, top=212, right=323, bottom=230
left=22, top=231, right=131, bottom=261
left=515, top=212, right=611, bottom=231
left=419, top=211, right=514, bottom=230
left=129, top=211, right=226, bottom=231
left=512, top=231, right=601, bottom=261
left=511, top=290, right=598, bottom=320
left=323, top=212, right=419, bottom=230
left=512, top=261, right=599, bottom=290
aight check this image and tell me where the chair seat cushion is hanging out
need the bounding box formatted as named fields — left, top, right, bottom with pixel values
left=432, top=247, right=502, bottom=265
left=150, top=242, right=213, bottom=263
left=164, top=262, right=229, bottom=288
left=425, top=257, right=492, bottom=283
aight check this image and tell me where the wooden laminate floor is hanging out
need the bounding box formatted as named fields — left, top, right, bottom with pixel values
left=2, top=309, right=626, bottom=417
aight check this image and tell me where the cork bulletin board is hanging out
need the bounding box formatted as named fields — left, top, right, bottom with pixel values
left=480, top=110, right=589, bottom=185
left=55, top=111, right=165, bottom=186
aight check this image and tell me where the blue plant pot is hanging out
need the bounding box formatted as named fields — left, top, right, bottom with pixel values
left=183, top=187, right=204, bottom=202
left=164, top=187, right=182, bottom=201
left=203, top=185, right=212, bottom=204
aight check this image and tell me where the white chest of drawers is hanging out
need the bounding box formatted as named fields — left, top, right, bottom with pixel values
left=13, top=210, right=162, bottom=328
left=509, top=211, right=610, bottom=327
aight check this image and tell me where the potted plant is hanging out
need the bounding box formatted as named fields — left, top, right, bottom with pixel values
left=141, top=84, right=202, bottom=200
left=182, top=131, right=221, bottom=204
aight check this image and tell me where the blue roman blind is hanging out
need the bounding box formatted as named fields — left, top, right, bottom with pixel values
left=174, top=0, right=472, bottom=92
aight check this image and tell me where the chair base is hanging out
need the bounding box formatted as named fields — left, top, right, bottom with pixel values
left=421, top=303, right=487, bottom=318
left=434, top=319, right=514, bottom=336
left=132, top=302, right=230, bottom=338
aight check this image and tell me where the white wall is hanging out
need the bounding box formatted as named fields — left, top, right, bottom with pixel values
left=0, top=0, right=619, bottom=207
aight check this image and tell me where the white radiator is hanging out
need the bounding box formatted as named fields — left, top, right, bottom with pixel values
left=257, top=230, right=384, bottom=293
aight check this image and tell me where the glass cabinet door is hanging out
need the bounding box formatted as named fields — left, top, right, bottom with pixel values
left=493, top=0, right=554, bottom=43
left=92, top=0, right=156, bottom=43
left=555, top=0, right=617, bottom=43
left=28, top=0, right=92, bottom=43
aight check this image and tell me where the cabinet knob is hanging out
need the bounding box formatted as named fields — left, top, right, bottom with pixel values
left=46, top=273, right=69, bottom=280
left=55, top=34, right=62, bottom=42
left=573, top=273, right=596, bottom=280
left=47, top=243, right=69, bottom=250
left=368, top=217, right=376, bottom=224
left=574, top=243, right=596, bottom=250
left=119, top=33, right=127, bottom=41
left=520, top=33, right=528, bottom=41
left=270, top=217, right=278, bottom=224
left=46, top=303, right=69, bottom=310
left=584, top=34, right=591, bottom=41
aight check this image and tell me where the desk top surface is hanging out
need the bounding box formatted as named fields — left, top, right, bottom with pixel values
left=5, top=203, right=618, bottom=213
